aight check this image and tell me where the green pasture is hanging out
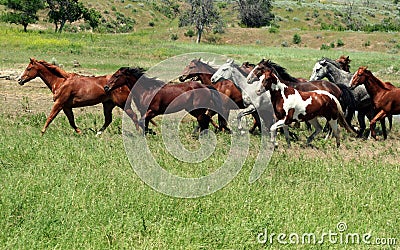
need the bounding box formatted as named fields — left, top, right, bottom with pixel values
left=1, top=26, right=399, bottom=248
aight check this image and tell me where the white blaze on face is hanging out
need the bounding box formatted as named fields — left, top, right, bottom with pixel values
left=310, top=63, right=322, bottom=81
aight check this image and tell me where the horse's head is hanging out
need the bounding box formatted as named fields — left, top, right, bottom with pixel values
left=336, top=55, right=351, bottom=72
left=18, top=58, right=40, bottom=85
left=179, top=58, right=215, bottom=82
left=309, top=59, right=329, bottom=81
left=211, top=59, right=235, bottom=83
left=104, top=67, right=145, bottom=93
left=247, top=59, right=271, bottom=84
left=350, top=66, right=368, bottom=89
left=257, top=68, right=277, bottom=95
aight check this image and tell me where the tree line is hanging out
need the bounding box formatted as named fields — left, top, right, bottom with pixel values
left=0, top=0, right=273, bottom=42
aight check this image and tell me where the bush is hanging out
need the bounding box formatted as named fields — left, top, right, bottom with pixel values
left=320, top=44, right=330, bottom=50
left=337, top=39, right=345, bottom=47
left=170, top=33, right=178, bottom=41
left=293, top=34, right=301, bottom=44
left=269, top=26, right=279, bottom=33
left=184, top=29, right=195, bottom=37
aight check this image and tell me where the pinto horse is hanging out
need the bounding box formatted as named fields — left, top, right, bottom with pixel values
left=17, top=58, right=144, bottom=135
left=247, top=59, right=357, bottom=133
left=104, top=67, right=222, bottom=135
left=350, top=66, right=400, bottom=140
left=179, top=59, right=262, bottom=134
left=257, top=68, right=355, bottom=148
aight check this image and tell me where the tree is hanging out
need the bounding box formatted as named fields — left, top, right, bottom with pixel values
left=179, top=0, right=222, bottom=43
left=237, top=0, right=274, bottom=28
left=46, top=0, right=85, bottom=33
left=82, top=7, right=101, bottom=30
left=0, top=0, right=45, bottom=32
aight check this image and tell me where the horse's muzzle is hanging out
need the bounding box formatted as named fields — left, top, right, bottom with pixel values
left=17, top=78, right=26, bottom=86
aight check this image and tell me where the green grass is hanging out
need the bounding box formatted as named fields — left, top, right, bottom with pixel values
left=1, top=21, right=400, bottom=248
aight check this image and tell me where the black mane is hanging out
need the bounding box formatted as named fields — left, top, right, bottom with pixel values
left=262, top=60, right=299, bottom=82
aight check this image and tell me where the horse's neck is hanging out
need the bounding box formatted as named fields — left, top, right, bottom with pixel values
left=38, top=66, right=66, bottom=91
left=364, top=73, right=388, bottom=97
left=199, top=74, right=213, bottom=85
left=328, top=64, right=352, bottom=84
left=231, top=68, right=248, bottom=90
left=269, top=81, right=288, bottom=102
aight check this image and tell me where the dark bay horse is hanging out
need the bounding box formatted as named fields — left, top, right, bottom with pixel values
left=104, top=67, right=222, bottom=135
left=350, top=66, right=400, bottom=140
left=179, top=59, right=262, bottom=134
left=258, top=68, right=355, bottom=148
left=17, top=58, right=143, bottom=135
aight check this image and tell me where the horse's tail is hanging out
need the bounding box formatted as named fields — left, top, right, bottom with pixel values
left=330, top=93, right=357, bottom=135
left=336, top=83, right=357, bottom=132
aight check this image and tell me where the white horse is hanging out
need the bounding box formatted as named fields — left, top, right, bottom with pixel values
left=211, top=59, right=275, bottom=134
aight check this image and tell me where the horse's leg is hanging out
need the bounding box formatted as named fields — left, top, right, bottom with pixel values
left=306, top=118, right=322, bottom=146
left=97, top=101, right=116, bottom=136
left=41, top=102, right=64, bottom=134
left=237, top=106, right=255, bottom=134
left=328, top=119, right=340, bottom=148
left=63, top=107, right=81, bottom=134
left=269, top=119, right=288, bottom=148
left=357, top=111, right=366, bottom=138
left=250, top=111, right=261, bottom=134
left=387, top=114, right=393, bottom=131
left=370, top=110, right=387, bottom=140
left=380, top=118, right=387, bottom=140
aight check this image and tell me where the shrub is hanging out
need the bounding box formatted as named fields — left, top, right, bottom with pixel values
left=337, top=39, right=345, bottom=47
left=269, top=26, right=279, bottom=33
left=364, top=41, right=371, bottom=47
left=293, top=34, right=301, bottom=44
left=170, top=33, right=178, bottom=41
left=320, top=44, right=330, bottom=50
left=184, top=29, right=195, bottom=37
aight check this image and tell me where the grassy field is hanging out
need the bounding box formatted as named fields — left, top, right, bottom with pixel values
left=0, top=7, right=400, bottom=248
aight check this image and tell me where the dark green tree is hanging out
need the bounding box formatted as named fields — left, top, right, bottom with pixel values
left=237, top=0, right=274, bottom=28
left=0, top=0, right=45, bottom=32
left=46, top=0, right=85, bottom=33
left=179, top=0, right=222, bottom=43
left=82, top=7, right=101, bottom=30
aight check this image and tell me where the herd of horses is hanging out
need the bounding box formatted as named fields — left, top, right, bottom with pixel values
left=17, top=56, right=400, bottom=147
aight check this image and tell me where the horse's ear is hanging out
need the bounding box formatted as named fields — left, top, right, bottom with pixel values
left=226, top=59, right=234, bottom=64
left=30, top=58, right=35, bottom=63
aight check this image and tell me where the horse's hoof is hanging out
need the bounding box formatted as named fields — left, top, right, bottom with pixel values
left=96, top=131, right=102, bottom=137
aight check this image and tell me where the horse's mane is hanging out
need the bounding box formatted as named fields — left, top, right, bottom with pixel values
left=263, top=60, right=298, bottom=82
left=320, top=57, right=342, bottom=69
left=37, top=60, right=71, bottom=78
left=194, top=58, right=217, bottom=73
left=363, top=68, right=393, bottom=91
left=120, top=66, right=146, bottom=79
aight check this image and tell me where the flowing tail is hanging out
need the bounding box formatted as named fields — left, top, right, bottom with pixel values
left=331, top=94, right=357, bottom=135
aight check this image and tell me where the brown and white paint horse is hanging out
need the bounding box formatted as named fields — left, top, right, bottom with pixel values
left=257, top=68, right=354, bottom=148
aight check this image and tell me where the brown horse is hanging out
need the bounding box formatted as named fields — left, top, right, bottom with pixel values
left=335, top=55, right=351, bottom=73
left=258, top=68, right=355, bottom=148
left=104, top=67, right=222, bottom=135
left=180, top=59, right=262, bottom=134
left=17, top=58, right=143, bottom=135
left=350, top=66, right=400, bottom=140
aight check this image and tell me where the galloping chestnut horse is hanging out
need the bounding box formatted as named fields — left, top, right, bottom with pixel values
left=350, top=66, right=400, bottom=140
left=104, top=67, right=222, bottom=135
left=258, top=68, right=355, bottom=148
left=179, top=59, right=262, bottom=134
left=17, top=58, right=144, bottom=135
